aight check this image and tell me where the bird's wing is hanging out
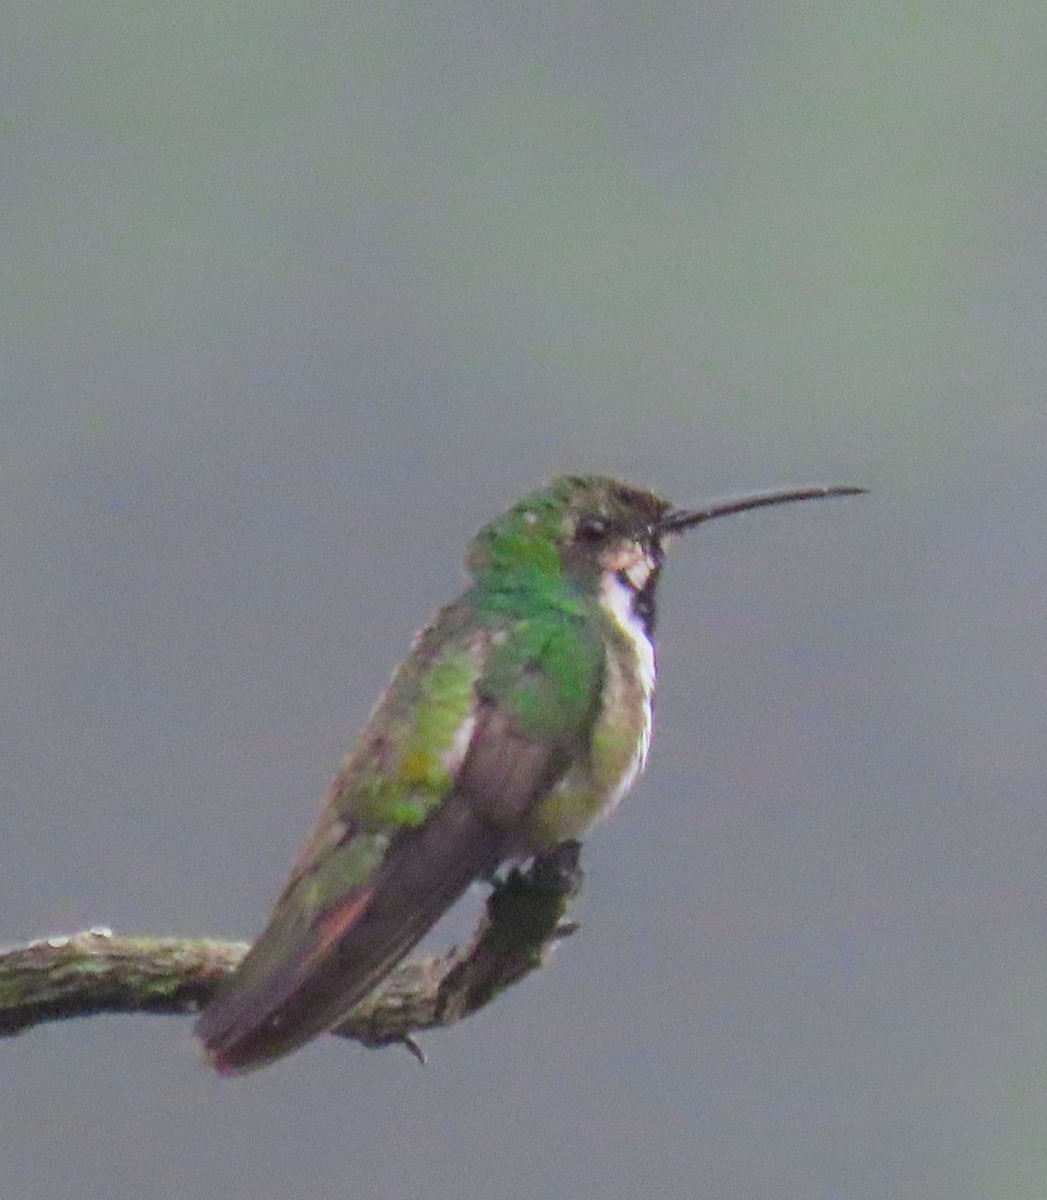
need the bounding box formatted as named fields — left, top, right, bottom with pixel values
left=195, top=601, right=603, bottom=1073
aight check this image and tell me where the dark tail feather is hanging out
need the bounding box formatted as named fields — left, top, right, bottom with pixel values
left=195, top=795, right=508, bottom=1074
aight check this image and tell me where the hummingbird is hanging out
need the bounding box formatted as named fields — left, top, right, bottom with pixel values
left=196, top=475, right=863, bottom=1073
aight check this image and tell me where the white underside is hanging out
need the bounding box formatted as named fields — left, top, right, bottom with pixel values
left=599, top=571, right=656, bottom=807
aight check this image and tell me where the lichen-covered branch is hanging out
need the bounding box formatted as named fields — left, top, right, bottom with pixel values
left=0, top=842, right=583, bottom=1055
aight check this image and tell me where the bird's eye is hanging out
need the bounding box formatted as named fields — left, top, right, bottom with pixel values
left=577, top=516, right=608, bottom=540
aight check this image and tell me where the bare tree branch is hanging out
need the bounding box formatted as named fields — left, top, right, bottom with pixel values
left=0, top=843, right=583, bottom=1057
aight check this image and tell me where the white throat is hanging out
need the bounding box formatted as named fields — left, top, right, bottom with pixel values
left=599, top=569, right=657, bottom=786
left=599, top=571, right=656, bottom=690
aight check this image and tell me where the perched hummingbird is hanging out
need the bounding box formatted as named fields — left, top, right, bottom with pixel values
left=196, top=475, right=862, bottom=1072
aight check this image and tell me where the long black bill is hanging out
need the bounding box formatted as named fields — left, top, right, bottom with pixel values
left=657, top=484, right=866, bottom=535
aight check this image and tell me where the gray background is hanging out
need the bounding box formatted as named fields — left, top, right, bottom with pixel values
left=3, top=4, right=1045, bottom=1198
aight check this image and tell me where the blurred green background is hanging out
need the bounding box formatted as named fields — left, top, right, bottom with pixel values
left=3, top=4, right=1046, bottom=1198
